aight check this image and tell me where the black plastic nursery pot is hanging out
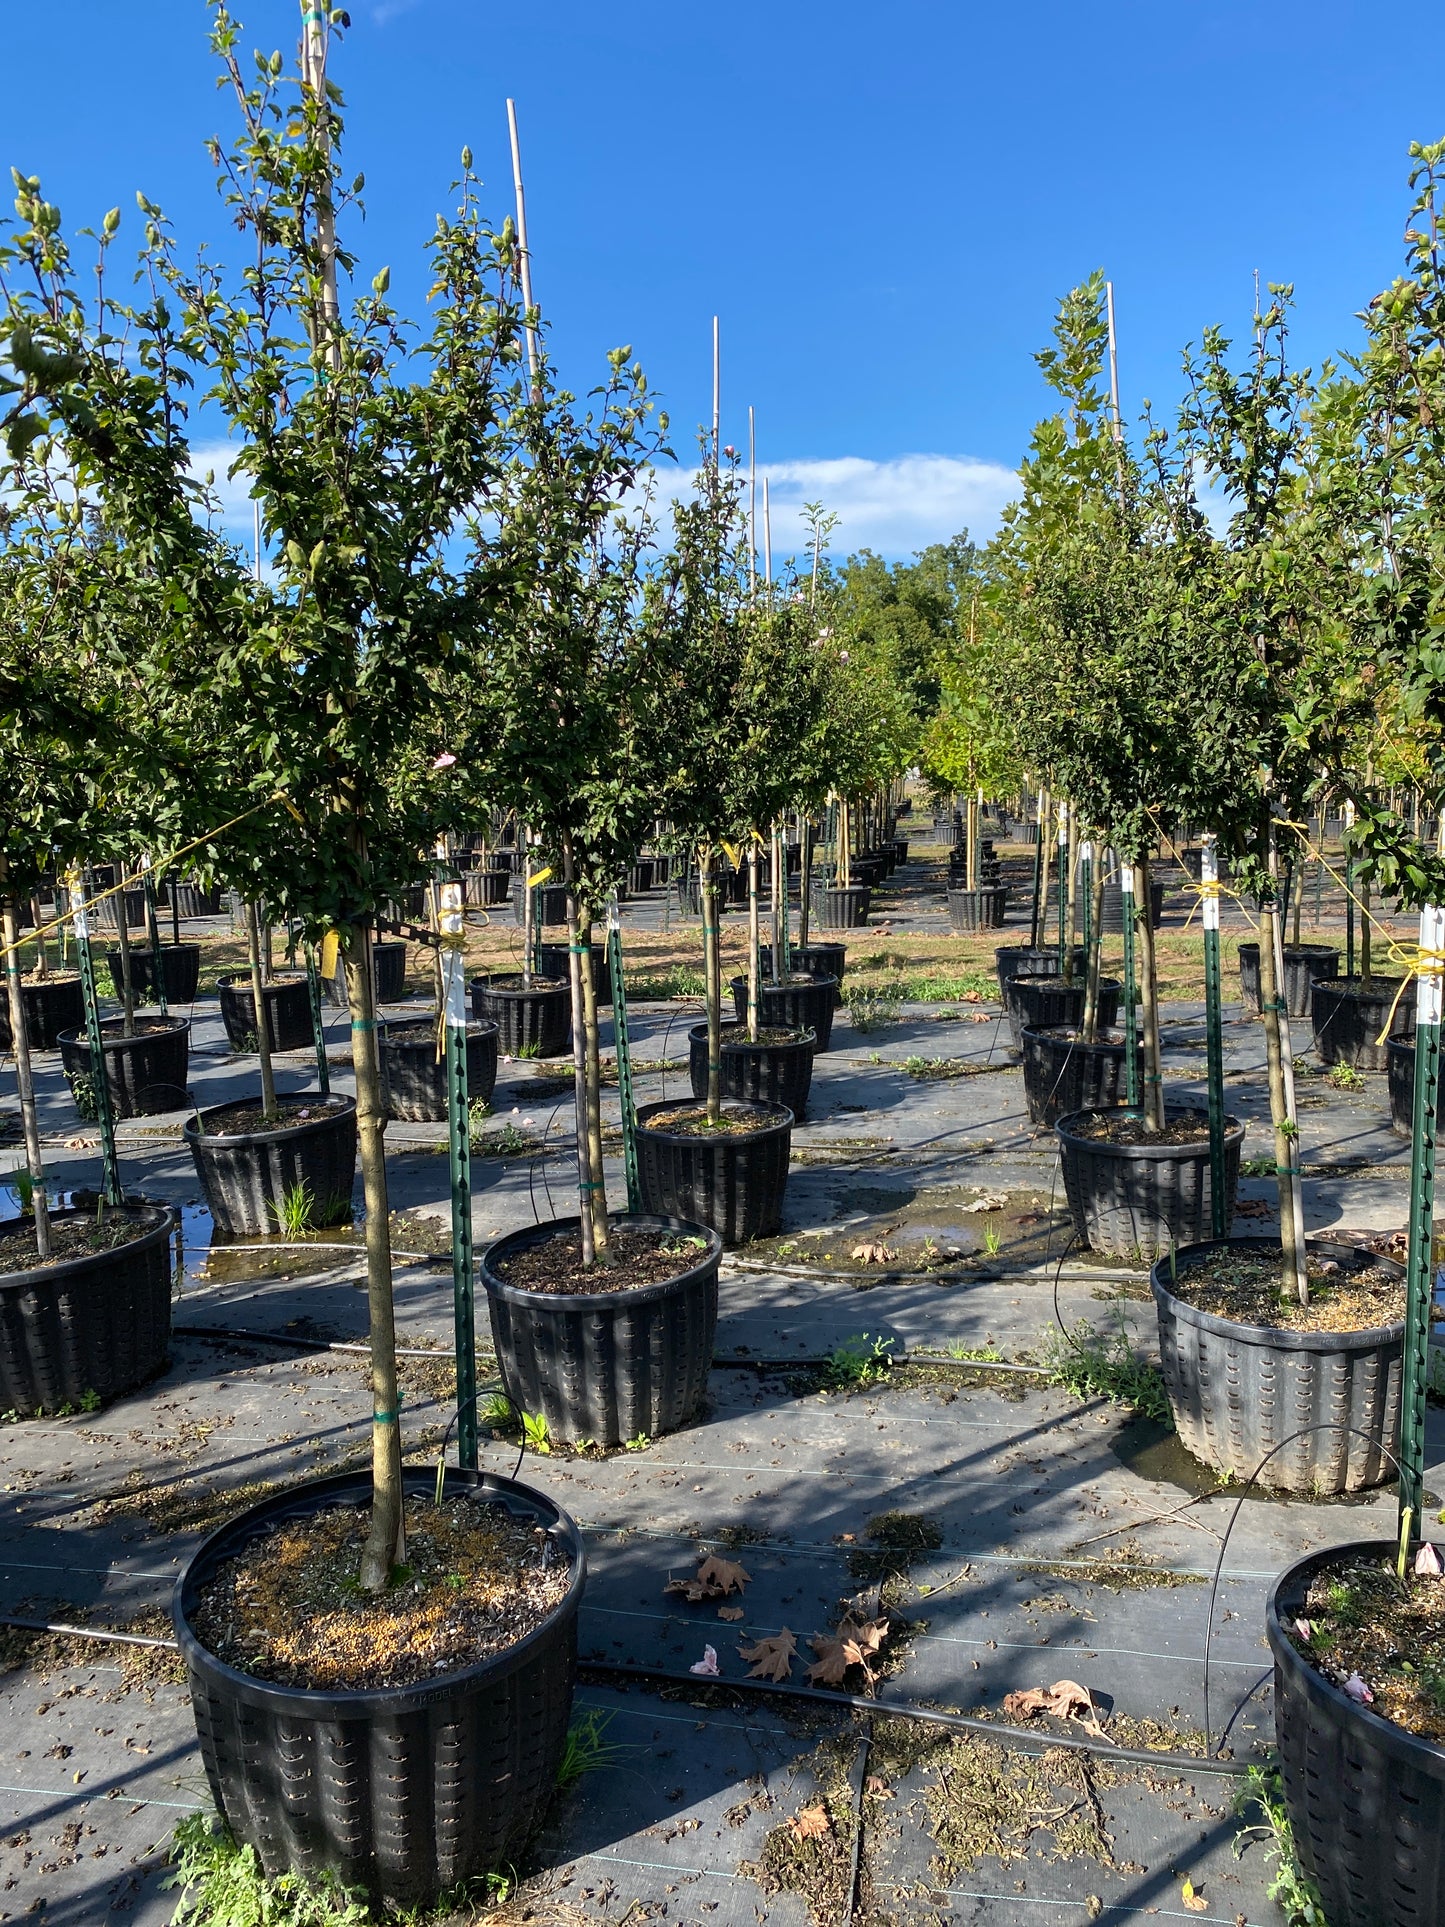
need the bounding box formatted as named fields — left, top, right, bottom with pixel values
left=1237, top=940, right=1340, bottom=1018
left=1387, top=1034, right=1445, bottom=1135
left=185, top=1096, right=358, bottom=1238
left=481, top=1212, right=723, bottom=1446
left=0, top=1202, right=176, bottom=1415
left=688, top=1020, right=816, bottom=1121
left=892, top=837, right=909, bottom=865
left=173, top=1466, right=584, bottom=1911
left=106, top=942, right=202, bottom=1006
left=812, top=884, right=871, bottom=929
left=728, top=973, right=837, bottom=1052
left=511, top=880, right=570, bottom=927
left=58, top=1016, right=190, bottom=1119
left=1002, top=972, right=1120, bottom=1050
left=464, top=865, right=511, bottom=908
left=469, top=974, right=570, bottom=1057
left=536, top=941, right=612, bottom=1008
left=994, top=944, right=1086, bottom=999
left=217, top=973, right=315, bottom=1055
left=1152, top=1239, right=1403, bottom=1493
left=0, top=973, right=83, bottom=1052
left=325, top=940, right=407, bottom=1008
left=634, top=1097, right=793, bottom=1247
left=628, top=857, right=656, bottom=894
left=1313, top=976, right=1416, bottom=1071
left=1020, top=1025, right=1126, bottom=1128
left=759, top=942, right=846, bottom=1007
left=1267, top=1540, right=1445, bottom=1925
left=1100, top=879, right=1166, bottom=932
left=1055, top=1105, right=1243, bottom=1261
left=171, top=881, right=224, bottom=918
left=379, top=1016, right=499, bottom=1122
left=946, top=886, right=1008, bottom=933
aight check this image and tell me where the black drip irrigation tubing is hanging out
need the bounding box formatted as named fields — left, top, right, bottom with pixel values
left=577, top=1658, right=1250, bottom=1777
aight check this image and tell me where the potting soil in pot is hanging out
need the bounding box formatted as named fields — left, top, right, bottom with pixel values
left=194, top=1096, right=345, bottom=1136
left=1069, top=1111, right=1211, bottom=1147
left=645, top=1103, right=775, bottom=1137
left=490, top=1225, right=710, bottom=1295
left=1167, top=1247, right=1404, bottom=1333
left=0, top=1212, right=144, bottom=1272
left=189, top=1491, right=573, bottom=1691
left=1284, top=1550, right=1445, bottom=1744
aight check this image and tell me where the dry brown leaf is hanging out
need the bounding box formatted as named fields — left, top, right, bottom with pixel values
left=664, top=1553, right=752, bottom=1602
left=790, top=1803, right=831, bottom=1840
left=864, top=1774, right=893, bottom=1799
left=807, top=1613, right=890, bottom=1686
left=851, top=1239, right=898, bottom=1266
left=1180, top=1877, right=1207, bottom=1912
left=1001, top=1678, right=1109, bottom=1740
left=738, top=1629, right=797, bottom=1682
left=717, top=1605, right=745, bottom=1622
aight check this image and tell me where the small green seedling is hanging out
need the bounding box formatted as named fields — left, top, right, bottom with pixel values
left=822, top=1333, right=896, bottom=1390
left=624, top=1431, right=651, bottom=1452
left=982, top=1220, right=1002, bottom=1257
left=556, top=1708, right=624, bottom=1790
left=1328, top=1062, right=1365, bottom=1091
left=521, top=1410, right=551, bottom=1455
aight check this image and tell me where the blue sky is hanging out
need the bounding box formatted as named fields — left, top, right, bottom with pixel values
left=7, top=1, right=1439, bottom=559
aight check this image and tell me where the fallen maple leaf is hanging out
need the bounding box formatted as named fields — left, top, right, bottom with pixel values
left=664, top=1553, right=752, bottom=1602
left=790, top=1803, right=831, bottom=1840
left=1001, top=1678, right=1109, bottom=1739
left=807, top=1614, right=890, bottom=1686
left=864, top=1774, right=893, bottom=1799
left=717, top=1605, right=745, bottom=1622
left=739, top=1629, right=797, bottom=1681
left=968, top=1011, right=993, bottom=1023
left=851, top=1237, right=898, bottom=1266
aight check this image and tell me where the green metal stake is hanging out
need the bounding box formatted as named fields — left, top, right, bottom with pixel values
left=303, top=940, right=331, bottom=1097
left=142, top=868, right=168, bottom=1017
left=1202, top=835, right=1227, bottom=1238
left=70, top=872, right=122, bottom=1207
left=1121, top=856, right=1140, bottom=1115
left=607, top=903, right=641, bottom=1215
left=1079, top=838, right=1094, bottom=967
left=1399, top=903, right=1443, bottom=1538
left=438, top=860, right=477, bottom=1472
left=1056, top=805, right=1068, bottom=977
left=1028, top=788, right=1045, bottom=948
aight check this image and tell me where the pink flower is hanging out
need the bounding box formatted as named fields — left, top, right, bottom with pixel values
left=432, top=752, right=457, bottom=770
left=1343, top=1673, right=1374, bottom=1704
left=689, top=1644, right=720, bottom=1677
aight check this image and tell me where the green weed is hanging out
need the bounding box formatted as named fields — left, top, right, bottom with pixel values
left=270, top=1179, right=315, bottom=1238
left=822, top=1332, right=895, bottom=1390
left=623, top=1431, right=651, bottom=1452
left=556, top=1708, right=624, bottom=1791
left=481, top=1393, right=516, bottom=1433
left=625, top=965, right=706, bottom=1000
left=164, top=1811, right=372, bottom=1925
left=521, top=1410, right=551, bottom=1455
left=475, top=1122, right=540, bottom=1157
left=1328, top=1061, right=1366, bottom=1091
left=79, top=1387, right=101, bottom=1413
left=1038, top=1315, right=1171, bottom=1425
left=845, top=989, right=901, bottom=1033
left=982, top=1220, right=1001, bottom=1257
left=466, top=1096, right=493, bottom=1144
left=1232, top=1760, right=1328, bottom=1926
left=1241, top=1155, right=1276, bottom=1178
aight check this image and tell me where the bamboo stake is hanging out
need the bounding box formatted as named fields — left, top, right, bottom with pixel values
left=763, top=476, right=773, bottom=587
left=748, top=405, right=757, bottom=596
left=1105, top=278, right=1126, bottom=494
left=712, top=315, right=721, bottom=471
left=506, top=99, right=539, bottom=388
left=300, top=5, right=340, bottom=371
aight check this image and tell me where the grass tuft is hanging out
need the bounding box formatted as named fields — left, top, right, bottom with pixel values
left=1037, top=1315, right=1172, bottom=1425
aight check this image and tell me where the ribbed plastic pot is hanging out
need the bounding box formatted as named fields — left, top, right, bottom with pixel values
left=1387, top=1036, right=1445, bottom=1135
left=106, top=943, right=202, bottom=1006
left=1003, top=973, right=1120, bottom=1049
left=628, top=858, right=656, bottom=894
left=812, top=885, right=871, bottom=929
left=759, top=943, right=846, bottom=1007
left=217, top=974, right=314, bottom=1054
left=728, top=973, right=837, bottom=1052
left=510, top=880, right=570, bottom=927
left=171, top=882, right=223, bottom=918
left=1100, top=880, right=1166, bottom=932
left=481, top=1212, right=722, bottom=1445
left=173, top=1466, right=584, bottom=1911
left=185, top=1096, right=358, bottom=1238
left=994, top=945, right=1086, bottom=999
left=1055, top=1105, right=1243, bottom=1260
left=946, top=886, right=1008, bottom=932
left=380, top=1017, right=499, bottom=1122
left=94, top=887, right=148, bottom=933
left=1153, top=1239, right=1403, bottom=1492
left=1020, top=1025, right=1127, bottom=1127
left=688, top=1020, right=815, bottom=1120
left=1313, top=977, right=1416, bottom=1071
left=635, top=1098, right=793, bottom=1247
left=536, top=941, right=612, bottom=1008
left=469, top=975, right=570, bottom=1057
left=1238, top=941, right=1340, bottom=1018
left=853, top=855, right=887, bottom=891
left=1267, top=1540, right=1445, bottom=1925
left=465, top=866, right=511, bottom=908
left=0, top=974, right=83, bottom=1052
left=58, top=1017, right=190, bottom=1119
left=0, top=1202, right=175, bottom=1415
left=326, top=941, right=407, bottom=1009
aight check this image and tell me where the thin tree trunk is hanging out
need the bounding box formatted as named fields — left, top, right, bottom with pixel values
left=838, top=800, right=851, bottom=889
left=1064, top=806, right=1080, bottom=981
left=349, top=914, right=406, bottom=1591
left=2, top=890, right=51, bottom=1261
left=769, top=826, right=782, bottom=980
left=1360, top=871, right=1373, bottom=988
left=799, top=814, right=813, bottom=949
left=1037, top=797, right=1054, bottom=947
left=1261, top=822, right=1308, bottom=1305
left=1290, top=855, right=1304, bottom=947
left=521, top=826, right=534, bottom=990
left=114, top=888, right=137, bottom=1037
left=1135, top=856, right=1165, bottom=1132
left=701, top=848, right=723, bottom=1123
left=245, top=900, right=278, bottom=1119
left=1081, top=856, right=1106, bottom=1043
left=562, top=840, right=595, bottom=1266
left=747, top=842, right=761, bottom=1042
left=29, top=899, right=48, bottom=979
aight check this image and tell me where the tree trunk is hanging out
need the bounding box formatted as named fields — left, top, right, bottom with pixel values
left=838, top=800, right=851, bottom=889
left=769, top=826, right=782, bottom=982
left=29, top=899, right=49, bottom=979
left=799, top=813, right=813, bottom=949
left=349, top=915, right=406, bottom=1591
left=562, top=843, right=596, bottom=1266
left=1360, top=870, right=1373, bottom=989
left=114, top=888, right=137, bottom=1038
left=1064, top=807, right=1080, bottom=981
left=701, top=847, right=723, bottom=1123
left=244, top=900, right=278, bottom=1118
left=2, top=890, right=51, bottom=1261
left=1261, top=824, right=1309, bottom=1305
left=966, top=782, right=979, bottom=893
left=747, top=842, right=761, bottom=1042
left=1081, top=855, right=1106, bottom=1043
left=1135, top=856, right=1165, bottom=1132
left=521, top=826, right=534, bottom=990
left=1037, top=798, right=1054, bottom=946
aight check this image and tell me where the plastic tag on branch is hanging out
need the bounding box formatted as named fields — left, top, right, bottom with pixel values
left=320, top=930, right=341, bottom=979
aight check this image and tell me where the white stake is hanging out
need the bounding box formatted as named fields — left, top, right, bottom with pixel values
left=763, top=475, right=772, bottom=587
left=712, top=315, right=721, bottom=471
left=506, top=98, right=539, bottom=384
left=1105, top=279, right=1122, bottom=441
left=748, top=405, right=757, bottom=596
left=299, top=3, right=340, bottom=371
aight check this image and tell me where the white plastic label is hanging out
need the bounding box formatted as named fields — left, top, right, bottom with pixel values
left=1421, top=905, right=1444, bottom=1028
left=1120, top=864, right=1134, bottom=897
left=1079, top=840, right=1095, bottom=864
left=1200, top=836, right=1220, bottom=932
left=441, top=949, right=467, bottom=1027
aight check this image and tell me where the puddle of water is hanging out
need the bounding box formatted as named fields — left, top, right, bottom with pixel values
left=1112, top=1415, right=1436, bottom=1509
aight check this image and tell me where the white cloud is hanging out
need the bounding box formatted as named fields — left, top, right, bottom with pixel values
left=755, top=453, right=1019, bottom=562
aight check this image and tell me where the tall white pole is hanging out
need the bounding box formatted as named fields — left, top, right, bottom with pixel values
left=748, top=405, right=757, bottom=595
left=1105, top=279, right=1122, bottom=439
left=506, top=99, right=539, bottom=385
left=300, top=4, right=340, bottom=371
left=763, top=475, right=772, bottom=587
left=712, top=315, right=721, bottom=471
